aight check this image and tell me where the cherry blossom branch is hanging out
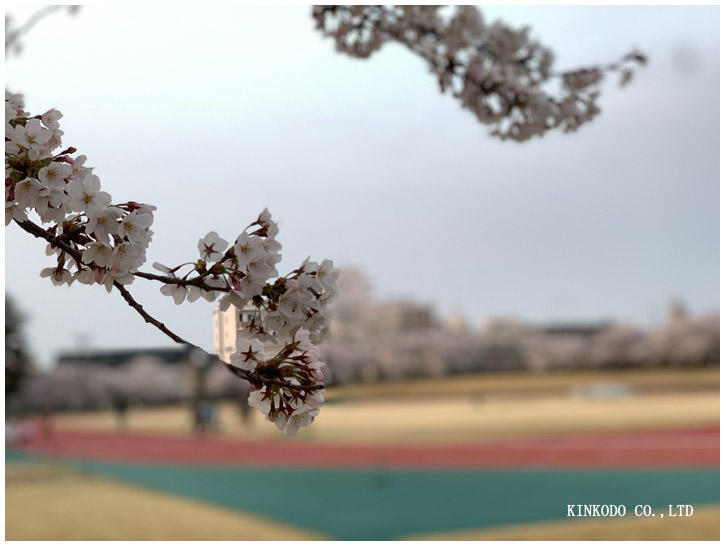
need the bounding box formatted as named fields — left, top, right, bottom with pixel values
left=313, top=6, right=647, bottom=141
left=7, top=7, right=336, bottom=430
left=6, top=36, right=335, bottom=432
left=112, top=280, right=323, bottom=392
left=5, top=6, right=60, bottom=50
left=382, top=22, right=642, bottom=96
left=13, top=219, right=321, bottom=391
left=5, top=6, right=78, bottom=56
left=133, top=270, right=230, bottom=292
left=14, top=218, right=321, bottom=392
left=15, top=219, right=226, bottom=297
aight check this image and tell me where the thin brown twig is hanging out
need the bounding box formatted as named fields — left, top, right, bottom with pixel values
left=134, top=270, right=230, bottom=292
left=112, top=279, right=199, bottom=347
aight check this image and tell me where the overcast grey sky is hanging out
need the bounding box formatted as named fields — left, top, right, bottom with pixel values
left=5, top=6, right=719, bottom=368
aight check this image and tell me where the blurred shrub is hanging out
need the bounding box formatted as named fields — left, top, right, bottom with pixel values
left=5, top=295, right=33, bottom=396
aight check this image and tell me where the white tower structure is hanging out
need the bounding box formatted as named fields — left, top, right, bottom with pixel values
left=213, top=304, right=258, bottom=363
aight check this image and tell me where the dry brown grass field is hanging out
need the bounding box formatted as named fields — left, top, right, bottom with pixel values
left=325, top=366, right=720, bottom=401
left=50, top=367, right=719, bottom=443
left=5, top=463, right=326, bottom=540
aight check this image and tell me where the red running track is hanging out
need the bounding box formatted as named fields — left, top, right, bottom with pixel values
left=14, top=426, right=719, bottom=469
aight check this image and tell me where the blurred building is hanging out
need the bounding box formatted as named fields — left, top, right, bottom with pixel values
left=481, top=318, right=613, bottom=372
left=213, top=304, right=282, bottom=364
left=482, top=317, right=610, bottom=340
left=667, top=299, right=688, bottom=323
left=527, top=321, right=611, bottom=338
left=57, top=347, right=191, bottom=368
left=213, top=304, right=258, bottom=363
left=442, top=311, right=472, bottom=335
left=373, top=301, right=439, bottom=333
left=481, top=317, right=525, bottom=339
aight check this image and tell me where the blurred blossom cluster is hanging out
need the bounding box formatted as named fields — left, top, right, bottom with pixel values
left=322, top=311, right=719, bottom=383
left=8, top=304, right=717, bottom=416
left=318, top=271, right=719, bottom=384
left=5, top=6, right=79, bottom=58
left=518, top=314, right=719, bottom=372
left=9, top=358, right=195, bottom=413
left=313, top=5, right=646, bottom=141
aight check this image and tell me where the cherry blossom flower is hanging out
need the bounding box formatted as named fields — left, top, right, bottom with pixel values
left=82, top=243, right=115, bottom=269
left=112, top=241, right=145, bottom=272
left=233, top=232, right=265, bottom=268
left=13, top=177, right=43, bottom=208
left=66, top=174, right=111, bottom=213
left=40, top=108, right=62, bottom=130
left=229, top=337, right=265, bottom=372
left=198, top=231, right=228, bottom=262
left=186, top=276, right=226, bottom=303
left=86, top=206, right=123, bottom=244
left=218, top=289, right=250, bottom=311
left=274, top=403, right=320, bottom=435
left=9, top=118, right=51, bottom=150
left=40, top=266, right=73, bottom=286
left=160, top=283, right=187, bottom=305
left=118, top=211, right=153, bottom=244
left=5, top=200, right=27, bottom=225
left=38, top=162, right=71, bottom=187
left=70, top=154, right=92, bottom=180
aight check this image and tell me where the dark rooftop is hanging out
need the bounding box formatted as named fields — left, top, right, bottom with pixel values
left=57, top=347, right=193, bottom=367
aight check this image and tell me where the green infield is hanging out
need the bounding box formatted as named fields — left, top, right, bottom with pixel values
left=10, top=453, right=716, bottom=540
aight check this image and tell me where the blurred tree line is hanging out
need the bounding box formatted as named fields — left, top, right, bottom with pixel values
left=5, top=295, right=33, bottom=396
left=320, top=271, right=719, bottom=384
left=6, top=271, right=719, bottom=414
